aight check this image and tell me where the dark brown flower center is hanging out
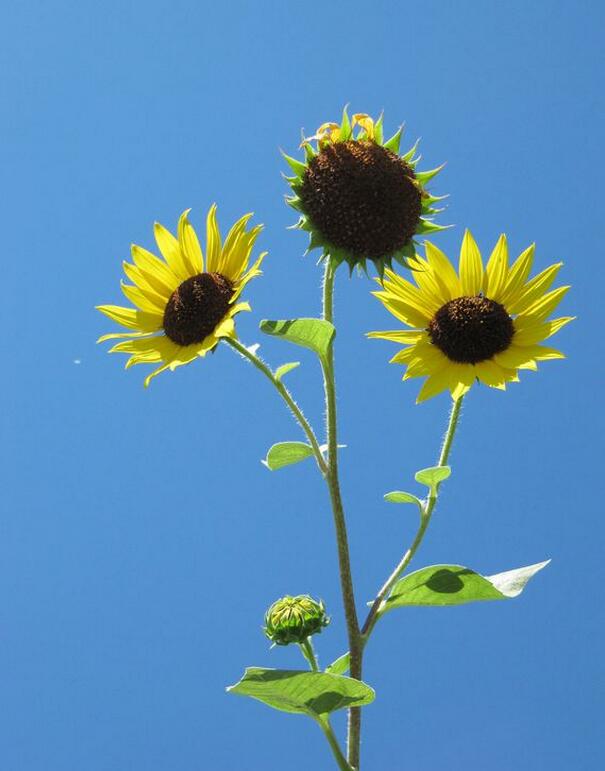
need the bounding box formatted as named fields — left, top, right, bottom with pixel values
left=163, top=272, right=233, bottom=346
left=299, top=140, right=422, bottom=259
left=428, top=296, right=514, bottom=364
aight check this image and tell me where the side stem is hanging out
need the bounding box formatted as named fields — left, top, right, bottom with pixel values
left=321, top=263, right=363, bottom=770
left=318, top=719, right=355, bottom=771
left=361, top=396, right=464, bottom=643
left=224, top=337, right=327, bottom=475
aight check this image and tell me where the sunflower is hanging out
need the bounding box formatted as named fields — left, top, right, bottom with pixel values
left=369, top=231, right=573, bottom=402
left=283, top=107, right=448, bottom=275
left=97, top=206, right=265, bottom=387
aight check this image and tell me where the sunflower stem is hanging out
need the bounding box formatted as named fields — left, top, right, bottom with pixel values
left=321, top=262, right=363, bottom=770
left=299, top=637, right=319, bottom=671
left=223, top=337, right=327, bottom=474
left=318, top=717, right=355, bottom=771
left=361, top=395, right=464, bottom=644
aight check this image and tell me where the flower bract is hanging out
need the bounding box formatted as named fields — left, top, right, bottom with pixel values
left=283, top=108, right=448, bottom=275
left=97, top=206, right=265, bottom=386
left=264, top=595, right=330, bottom=646
left=369, top=231, right=573, bottom=402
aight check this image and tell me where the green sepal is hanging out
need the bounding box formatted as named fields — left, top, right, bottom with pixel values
left=340, top=106, right=352, bottom=141
left=400, top=138, right=420, bottom=163
left=227, top=668, right=375, bottom=718
left=415, top=163, right=446, bottom=184
left=304, top=143, right=316, bottom=161
left=285, top=195, right=304, bottom=212
left=373, top=112, right=384, bottom=143
left=384, top=126, right=403, bottom=154
left=259, top=317, right=336, bottom=361
left=274, top=361, right=301, bottom=381
left=281, top=151, right=307, bottom=178
left=415, top=465, right=451, bottom=492
left=262, top=441, right=314, bottom=471
left=325, top=653, right=350, bottom=676
left=383, top=560, right=550, bottom=610
left=384, top=491, right=424, bottom=510
left=416, top=219, right=452, bottom=235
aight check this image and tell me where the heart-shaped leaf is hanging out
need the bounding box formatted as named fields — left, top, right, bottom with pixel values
left=227, top=668, right=374, bottom=718
left=260, top=318, right=335, bottom=361
left=384, top=560, right=550, bottom=610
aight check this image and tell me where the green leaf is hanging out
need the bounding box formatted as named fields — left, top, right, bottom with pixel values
left=325, top=653, right=350, bottom=676
left=416, top=219, right=451, bottom=235
left=263, top=442, right=314, bottom=470
left=414, top=465, right=451, bottom=491
left=274, top=362, right=300, bottom=381
left=383, top=126, right=403, bottom=154
left=340, top=105, right=352, bottom=140
left=384, top=560, right=550, bottom=610
left=227, top=668, right=374, bottom=718
left=384, top=491, right=423, bottom=509
left=260, top=318, right=335, bottom=361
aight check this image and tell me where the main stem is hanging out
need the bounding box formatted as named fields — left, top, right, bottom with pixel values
left=321, top=263, right=363, bottom=769
left=361, top=396, right=464, bottom=643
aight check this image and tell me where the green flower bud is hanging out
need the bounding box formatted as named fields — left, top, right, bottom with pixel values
left=264, top=595, right=330, bottom=646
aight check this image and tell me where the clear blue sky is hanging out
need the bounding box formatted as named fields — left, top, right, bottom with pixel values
left=2, top=1, right=603, bottom=769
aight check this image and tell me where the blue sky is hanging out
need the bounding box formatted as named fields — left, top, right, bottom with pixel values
left=1, top=1, right=603, bottom=768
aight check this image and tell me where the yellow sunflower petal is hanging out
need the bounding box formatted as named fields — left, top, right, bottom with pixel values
left=513, top=315, right=574, bottom=346
left=484, top=234, right=508, bottom=301
left=499, top=244, right=535, bottom=305
left=132, top=243, right=181, bottom=289
left=177, top=209, right=204, bottom=274
left=153, top=222, right=189, bottom=281
left=122, top=261, right=172, bottom=299
left=459, top=230, right=483, bottom=296
left=373, top=291, right=432, bottom=328
left=410, top=257, right=450, bottom=308
left=205, top=204, right=222, bottom=274
left=448, top=364, right=476, bottom=400
left=367, top=329, right=424, bottom=344
left=97, top=330, right=154, bottom=343
left=517, top=285, right=570, bottom=321
left=381, top=270, right=438, bottom=316
left=120, top=281, right=166, bottom=314
left=214, top=317, right=235, bottom=339
left=416, top=369, right=451, bottom=403
left=507, top=262, right=563, bottom=314
left=494, top=345, right=538, bottom=370
left=474, top=360, right=515, bottom=390
left=96, top=304, right=162, bottom=332
left=231, top=252, right=266, bottom=301
left=424, top=241, right=460, bottom=298
left=220, top=225, right=263, bottom=281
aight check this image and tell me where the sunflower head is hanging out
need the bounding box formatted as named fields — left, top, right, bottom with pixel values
left=264, top=595, right=330, bottom=646
left=369, top=231, right=574, bottom=402
left=283, top=107, right=448, bottom=276
left=96, top=206, right=266, bottom=386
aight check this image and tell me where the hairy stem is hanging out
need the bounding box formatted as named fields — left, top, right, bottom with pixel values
left=321, top=263, right=363, bottom=769
left=299, top=637, right=319, bottom=671
left=361, top=396, right=464, bottom=642
left=318, top=719, right=355, bottom=771
left=224, top=337, right=327, bottom=475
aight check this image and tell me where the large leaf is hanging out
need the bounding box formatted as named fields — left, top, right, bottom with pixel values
left=227, top=668, right=374, bottom=718
left=384, top=560, right=550, bottom=610
left=262, top=442, right=314, bottom=470
left=260, top=318, right=335, bottom=361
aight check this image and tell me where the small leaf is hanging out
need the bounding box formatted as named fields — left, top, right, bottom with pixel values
left=414, top=465, right=451, bottom=491
left=384, top=491, right=423, bottom=509
left=260, top=318, right=335, bottom=361
left=415, top=163, right=446, bottom=184
left=274, top=362, right=300, bottom=381
left=325, top=653, right=350, bottom=676
left=416, top=219, right=451, bottom=235
left=263, top=442, right=314, bottom=471
left=384, top=561, right=550, bottom=610
left=384, top=126, right=403, bottom=154
left=227, top=668, right=374, bottom=718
